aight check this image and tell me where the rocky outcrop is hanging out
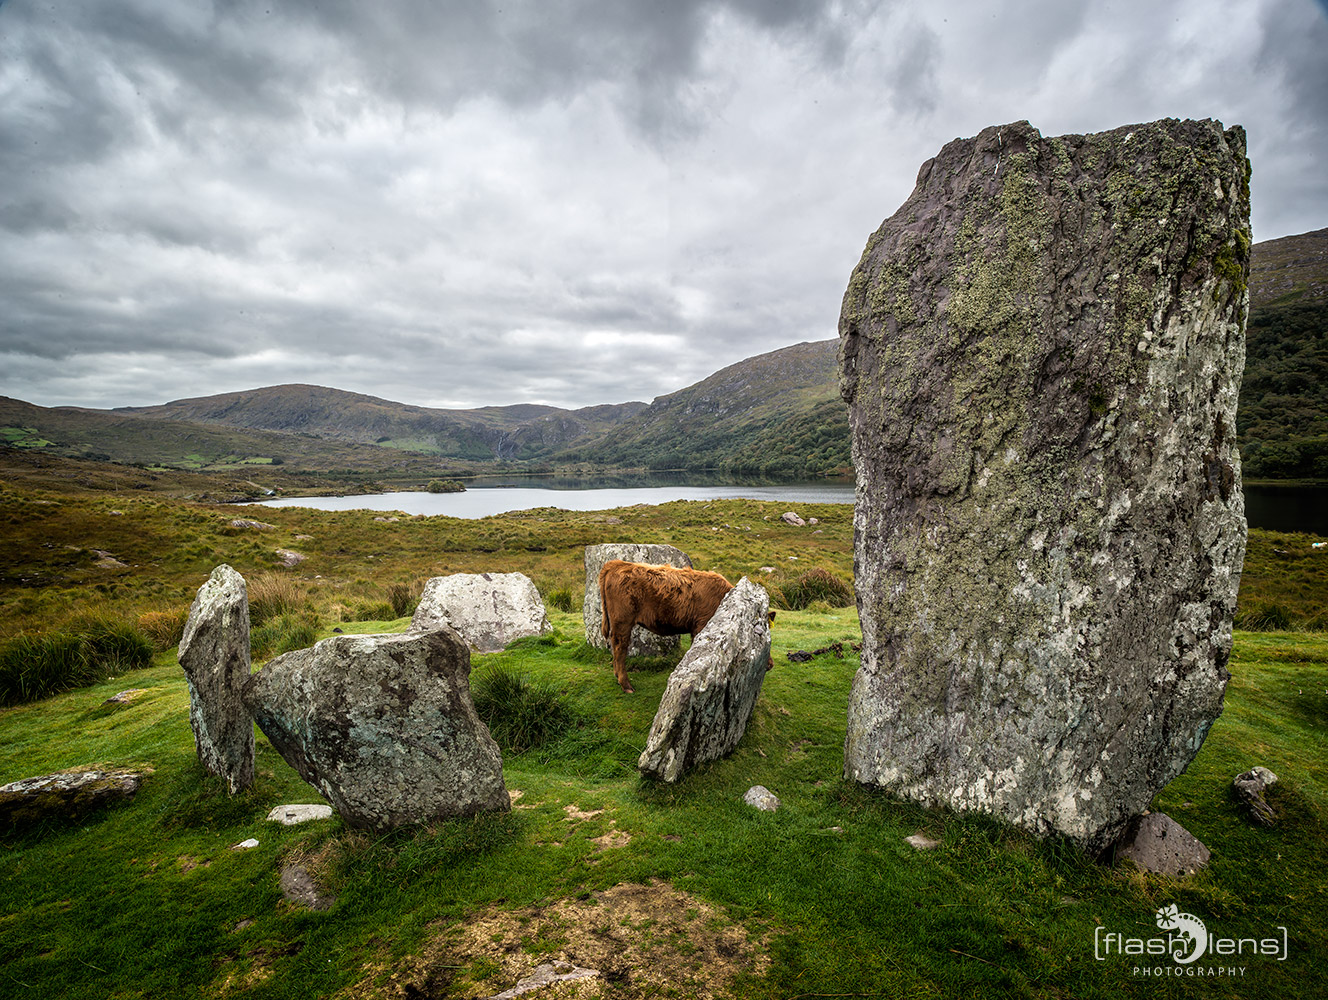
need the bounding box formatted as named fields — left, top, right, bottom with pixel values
left=1233, top=766, right=1278, bottom=826
left=638, top=578, right=772, bottom=782
left=583, top=543, right=692, bottom=655
left=0, top=768, right=147, bottom=828
left=411, top=572, right=551, bottom=653
left=178, top=565, right=254, bottom=794
left=241, top=628, right=509, bottom=831
left=839, top=119, right=1250, bottom=851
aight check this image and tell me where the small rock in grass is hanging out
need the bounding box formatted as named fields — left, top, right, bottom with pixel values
left=1233, top=766, right=1278, bottom=826
left=744, top=785, right=780, bottom=812
left=280, top=864, right=335, bottom=911
left=905, top=833, right=941, bottom=851
left=232, top=838, right=259, bottom=850
left=266, top=804, right=334, bottom=825
left=1113, top=812, right=1210, bottom=876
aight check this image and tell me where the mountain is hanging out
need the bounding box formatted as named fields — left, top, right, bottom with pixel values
left=3, top=227, right=1323, bottom=482
left=559, top=339, right=849, bottom=475
left=1238, top=227, right=1328, bottom=479
left=117, top=385, right=647, bottom=462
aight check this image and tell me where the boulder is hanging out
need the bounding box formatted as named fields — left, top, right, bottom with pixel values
left=0, top=767, right=147, bottom=828
left=178, top=564, right=255, bottom=794
left=638, top=579, right=772, bottom=782
left=780, top=511, right=806, bottom=527
left=582, top=543, right=692, bottom=655
left=241, top=628, right=508, bottom=831
left=839, top=119, right=1250, bottom=852
left=1114, top=813, right=1211, bottom=876
left=411, top=572, right=551, bottom=653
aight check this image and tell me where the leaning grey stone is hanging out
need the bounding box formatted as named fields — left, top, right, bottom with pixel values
left=411, top=572, right=551, bottom=652
left=839, top=119, right=1250, bottom=852
left=178, top=565, right=254, bottom=794
left=743, top=785, right=780, bottom=812
left=487, top=961, right=600, bottom=1000
left=1114, top=813, right=1211, bottom=876
left=242, top=628, right=509, bottom=832
left=1233, top=766, right=1279, bottom=826
left=583, top=543, right=692, bottom=653
left=266, top=804, right=334, bottom=825
left=638, top=579, right=772, bottom=782
left=0, top=768, right=146, bottom=828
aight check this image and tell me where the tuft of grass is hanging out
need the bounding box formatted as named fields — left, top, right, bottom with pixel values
left=470, top=662, right=579, bottom=754
left=247, top=572, right=303, bottom=626
left=251, top=613, right=318, bottom=662
left=544, top=585, right=577, bottom=614
left=387, top=581, right=421, bottom=619
left=770, top=567, right=854, bottom=611
left=136, top=607, right=190, bottom=651
left=1235, top=599, right=1297, bottom=631
left=0, top=615, right=153, bottom=705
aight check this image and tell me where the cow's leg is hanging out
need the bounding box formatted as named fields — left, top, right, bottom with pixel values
left=608, top=621, right=635, bottom=694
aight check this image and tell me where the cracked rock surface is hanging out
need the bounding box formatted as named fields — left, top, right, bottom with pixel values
left=839, top=119, right=1249, bottom=851
left=242, top=628, right=508, bottom=831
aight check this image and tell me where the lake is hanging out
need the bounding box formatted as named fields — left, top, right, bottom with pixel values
left=256, top=476, right=1326, bottom=535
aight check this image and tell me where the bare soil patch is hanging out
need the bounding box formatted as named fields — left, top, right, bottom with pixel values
left=342, top=880, right=768, bottom=999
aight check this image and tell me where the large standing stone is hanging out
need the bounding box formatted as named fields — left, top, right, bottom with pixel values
left=839, top=119, right=1250, bottom=851
left=583, top=544, right=692, bottom=654
left=178, top=564, right=254, bottom=794
left=241, top=628, right=509, bottom=831
left=410, top=572, right=551, bottom=653
left=638, top=578, right=772, bottom=782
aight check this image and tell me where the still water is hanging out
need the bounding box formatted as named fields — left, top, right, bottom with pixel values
left=256, top=476, right=1325, bottom=535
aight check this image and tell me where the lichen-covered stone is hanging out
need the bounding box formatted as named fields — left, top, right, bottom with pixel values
left=583, top=543, right=692, bottom=654
left=839, top=119, right=1249, bottom=851
left=178, top=564, right=254, bottom=794
left=0, top=768, right=147, bottom=828
left=638, top=578, right=772, bottom=782
left=241, top=628, right=509, bottom=831
left=411, top=572, right=551, bottom=652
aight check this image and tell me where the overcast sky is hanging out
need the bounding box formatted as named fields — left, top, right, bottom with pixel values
left=2, top=0, right=1326, bottom=412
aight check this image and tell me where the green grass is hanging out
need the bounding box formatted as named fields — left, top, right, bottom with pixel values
left=1, top=613, right=1323, bottom=998
left=0, top=481, right=1325, bottom=997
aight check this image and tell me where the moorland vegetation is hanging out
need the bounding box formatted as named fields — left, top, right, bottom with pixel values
left=1, top=467, right=1325, bottom=998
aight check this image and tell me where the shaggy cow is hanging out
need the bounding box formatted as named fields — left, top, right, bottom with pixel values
left=598, top=560, right=734, bottom=693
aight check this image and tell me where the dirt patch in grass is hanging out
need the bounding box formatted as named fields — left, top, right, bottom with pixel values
left=342, top=880, right=768, bottom=999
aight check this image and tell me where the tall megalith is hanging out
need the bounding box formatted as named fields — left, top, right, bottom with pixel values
left=178, top=564, right=255, bottom=794
left=839, top=119, right=1249, bottom=851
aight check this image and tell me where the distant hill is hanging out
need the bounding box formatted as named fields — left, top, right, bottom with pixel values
left=558, top=340, right=849, bottom=475
left=3, top=227, right=1323, bottom=482
left=1239, top=226, right=1328, bottom=479
left=118, top=385, right=646, bottom=462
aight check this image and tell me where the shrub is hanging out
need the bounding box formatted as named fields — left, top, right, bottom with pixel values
left=137, top=607, right=190, bottom=652
left=470, top=663, right=577, bottom=754
left=0, top=616, right=153, bottom=705
left=776, top=568, right=854, bottom=610
left=248, top=573, right=303, bottom=626
left=354, top=601, right=397, bottom=622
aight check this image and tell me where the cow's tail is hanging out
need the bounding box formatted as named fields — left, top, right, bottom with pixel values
left=600, top=571, right=610, bottom=641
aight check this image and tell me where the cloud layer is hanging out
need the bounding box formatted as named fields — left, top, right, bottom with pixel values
left=2, top=0, right=1325, bottom=410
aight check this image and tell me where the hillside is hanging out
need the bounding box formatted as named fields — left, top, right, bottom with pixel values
left=559, top=339, right=850, bottom=475
left=118, top=385, right=647, bottom=462
left=1238, top=227, right=1328, bottom=479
